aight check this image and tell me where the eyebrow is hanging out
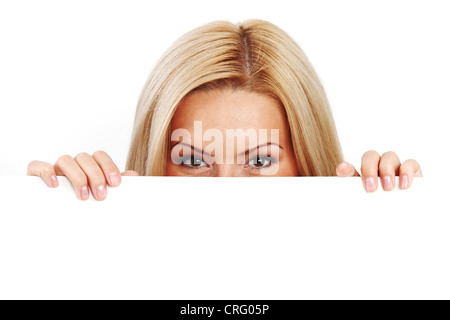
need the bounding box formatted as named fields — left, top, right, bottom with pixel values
left=170, top=141, right=283, bottom=157
left=170, top=142, right=206, bottom=156
left=238, top=142, right=283, bottom=157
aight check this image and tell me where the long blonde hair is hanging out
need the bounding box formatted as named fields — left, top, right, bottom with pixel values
left=126, top=19, right=343, bottom=176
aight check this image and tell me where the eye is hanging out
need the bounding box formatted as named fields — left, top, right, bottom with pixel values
left=248, top=155, right=274, bottom=168
left=180, top=155, right=208, bottom=168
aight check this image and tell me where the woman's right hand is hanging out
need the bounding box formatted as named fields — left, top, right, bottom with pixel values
left=27, top=150, right=139, bottom=201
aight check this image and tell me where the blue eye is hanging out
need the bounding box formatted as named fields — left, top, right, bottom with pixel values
left=180, top=155, right=208, bottom=168
left=248, top=156, right=274, bottom=168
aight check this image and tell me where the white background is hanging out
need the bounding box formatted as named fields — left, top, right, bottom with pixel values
left=1, top=0, right=448, bottom=177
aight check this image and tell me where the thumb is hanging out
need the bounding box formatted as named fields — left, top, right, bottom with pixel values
left=336, top=162, right=360, bottom=177
left=121, top=170, right=139, bottom=176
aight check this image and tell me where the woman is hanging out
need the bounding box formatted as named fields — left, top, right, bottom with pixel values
left=27, top=19, right=423, bottom=200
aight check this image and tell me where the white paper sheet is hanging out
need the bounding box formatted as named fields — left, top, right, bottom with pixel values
left=0, top=176, right=447, bottom=299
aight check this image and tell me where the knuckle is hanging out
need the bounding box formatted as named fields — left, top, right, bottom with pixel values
left=126, top=170, right=139, bottom=176
left=56, top=154, right=73, bottom=164
left=381, top=151, right=397, bottom=158
left=401, top=159, right=419, bottom=172
left=362, top=150, right=379, bottom=159
left=403, top=158, right=416, bottom=164
left=27, top=160, right=38, bottom=168
left=27, top=160, right=38, bottom=174
left=92, top=150, right=107, bottom=158
left=41, top=164, right=54, bottom=175
left=27, top=160, right=37, bottom=175
left=75, top=152, right=91, bottom=161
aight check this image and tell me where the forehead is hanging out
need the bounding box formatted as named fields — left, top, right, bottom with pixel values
left=170, top=89, right=288, bottom=132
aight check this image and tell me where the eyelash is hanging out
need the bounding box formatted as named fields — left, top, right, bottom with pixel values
left=179, top=155, right=209, bottom=169
left=177, top=155, right=277, bottom=169
left=246, top=155, right=277, bottom=169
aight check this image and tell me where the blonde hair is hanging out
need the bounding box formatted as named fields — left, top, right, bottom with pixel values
left=126, top=19, right=343, bottom=176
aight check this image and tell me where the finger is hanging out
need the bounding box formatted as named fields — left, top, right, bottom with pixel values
left=378, top=151, right=401, bottom=191
left=399, top=159, right=423, bottom=189
left=54, top=155, right=90, bottom=201
left=74, top=153, right=108, bottom=201
left=361, top=150, right=381, bottom=192
left=92, top=150, right=122, bottom=187
left=336, top=162, right=360, bottom=177
left=27, top=160, right=59, bottom=188
left=121, top=170, right=139, bottom=176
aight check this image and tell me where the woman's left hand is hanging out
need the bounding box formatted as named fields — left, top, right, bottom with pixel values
left=335, top=150, right=423, bottom=192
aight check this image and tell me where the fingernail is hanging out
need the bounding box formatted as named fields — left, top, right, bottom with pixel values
left=97, top=185, right=107, bottom=200
left=337, top=162, right=347, bottom=175
left=365, top=177, right=377, bottom=192
left=50, top=175, right=58, bottom=187
left=401, top=175, right=409, bottom=189
left=338, top=162, right=347, bottom=169
left=81, top=186, right=89, bottom=200
left=110, top=172, right=120, bottom=186
left=383, top=176, right=393, bottom=190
